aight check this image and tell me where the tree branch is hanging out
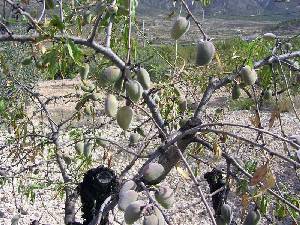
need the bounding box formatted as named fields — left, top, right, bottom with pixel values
left=194, top=51, right=300, bottom=118
left=191, top=139, right=300, bottom=214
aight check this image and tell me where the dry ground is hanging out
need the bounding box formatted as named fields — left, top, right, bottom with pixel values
left=0, top=78, right=299, bottom=225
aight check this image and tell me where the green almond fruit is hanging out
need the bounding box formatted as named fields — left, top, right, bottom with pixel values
left=22, top=57, right=32, bottom=65
left=263, top=33, right=276, bottom=41
left=143, top=214, right=159, bottom=225
left=243, top=210, right=261, bottom=225
left=232, top=84, right=241, bottom=100
left=137, top=68, right=152, bottom=90
left=142, top=163, right=164, bottom=183
left=220, top=204, right=232, bottom=224
left=240, top=65, right=257, bottom=86
left=101, top=66, right=122, bottom=84
left=117, top=106, right=134, bottom=130
left=80, top=63, right=90, bottom=80
left=118, top=190, right=139, bottom=211
left=196, top=40, right=216, bottom=66
left=171, top=16, right=190, bottom=40
left=84, top=105, right=92, bottom=116
left=105, top=94, right=118, bottom=117
left=120, top=180, right=137, bottom=194
left=83, top=142, right=93, bottom=157
left=126, top=80, right=143, bottom=103
left=45, top=0, right=55, bottom=9
left=124, top=201, right=144, bottom=224
left=155, top=185, right=174, bottom=209
left=129, top=133, right=140, bottom=145
left=75, top=141, right=84, bottom=155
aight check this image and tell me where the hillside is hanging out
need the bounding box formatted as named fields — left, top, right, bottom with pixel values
left=138, top=0, right=300, bottom=19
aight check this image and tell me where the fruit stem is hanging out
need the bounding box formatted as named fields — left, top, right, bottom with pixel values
left=180, top=0, right=207, bottom=40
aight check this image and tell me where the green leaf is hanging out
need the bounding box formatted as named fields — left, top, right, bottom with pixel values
left=66, top=43, right=74, bottom=60
left=259, top=195, right=269, bottom=215
left=50, top=15, right=65, bottom=31
left=275, top=202, right=286, bottom=219
left=66, top=40, right=83, bottom=66
left=0, top=99, right=6, bottom=113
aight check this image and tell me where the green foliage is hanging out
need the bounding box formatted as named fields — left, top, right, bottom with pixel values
left=41, top=41, right=84, bottom=79
left=18, top=182, right=49, bottom=203
left=257, top=195, right=270, bottom=215
left=244, top=160, right=258, bottom=174
left=229, top=98, right=255, bottom=111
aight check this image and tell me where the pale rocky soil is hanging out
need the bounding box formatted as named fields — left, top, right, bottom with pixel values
left=0, top=79, right=300, bottom=225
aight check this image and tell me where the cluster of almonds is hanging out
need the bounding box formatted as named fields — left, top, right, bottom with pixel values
left=100, top=66, right=152, bottom=130
left=215, top=203, right=260, bottom=225
left=118, top=163, right=175, bottom=224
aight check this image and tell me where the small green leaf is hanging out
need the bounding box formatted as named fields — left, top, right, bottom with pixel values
left=50, top=15, right=65, bottom=31
left=66, top=43, right=74, bottom=60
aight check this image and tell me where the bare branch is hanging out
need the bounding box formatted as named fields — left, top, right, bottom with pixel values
left=191, top=140, right=300, bottom=214
left=201, top=128, right=300, bottom=169
left=105, top=19, right=113, bottom=47
left=126, top=0, right=132, bottom=63
left=5, top=0, right=40, bottom=31
left=173, top=144, right=217, bottom=225
left=254, top=51, right=300, bottom=68
left=88, top=196, right=112, bottom=225
left=88, top=12, right=106, bottom=42
left=227, top=156, right=300, bottom=214
left=0, top=21, right=12, bottom=35
left=194, top=51, right=300, bottom=118
left=140, top=182, right=173, bottom=225
left=37, top=0, right=46, bottom=23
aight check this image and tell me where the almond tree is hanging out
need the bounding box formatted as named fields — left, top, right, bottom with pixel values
left=0, top=1, right=299, bottom=225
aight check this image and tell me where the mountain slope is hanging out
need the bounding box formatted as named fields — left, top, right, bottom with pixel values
left=137, top=0, right=300, bottom=19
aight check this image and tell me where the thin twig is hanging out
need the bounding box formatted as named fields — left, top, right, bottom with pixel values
left=37, top=0, right=46, bottom=23
left=140, top=182, right=173, bottom=225
left=126, top=0, right=132, bottom=63
left=173, top=144, right=217, bottom=225
left=180, top=0, right=207, bottom=40
left=88, top=196, right=112, bottom=225
left=201, top=128, right=300, bottom=168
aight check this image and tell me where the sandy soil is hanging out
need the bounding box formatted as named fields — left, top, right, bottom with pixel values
left=0, top=78, right=299, bottom=225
